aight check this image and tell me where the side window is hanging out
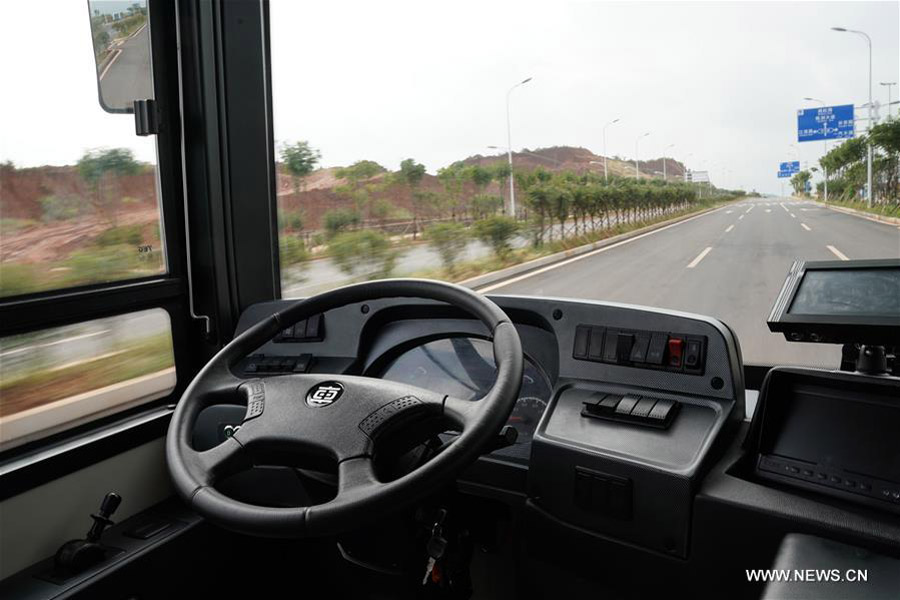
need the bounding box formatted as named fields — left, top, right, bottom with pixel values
left=0, top=1, right=163, bottom=298
left=0, top=309, right=175, bottom=451
left=0, top=1, right=180, bottom=450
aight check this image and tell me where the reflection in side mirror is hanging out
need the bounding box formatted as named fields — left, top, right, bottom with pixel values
left=87, top=0, right=153, bottom=114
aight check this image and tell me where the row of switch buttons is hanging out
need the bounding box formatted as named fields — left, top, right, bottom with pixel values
left=244, top=353, right=311, bottom=374
left=758, top=456, right=900, bottom=504
left=581, top=392, right=680, bottom=429
left=573, top=325, right=705, bottom=374
left=275, top=314, right=324, bottom=343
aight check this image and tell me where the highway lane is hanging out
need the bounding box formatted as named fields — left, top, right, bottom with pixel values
left=98, top=24, right=153, bottom=111
left=486, top=197, right=900, bottom=367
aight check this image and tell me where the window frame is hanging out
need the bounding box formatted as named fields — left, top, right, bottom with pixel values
left=0, top=0, right=196, bottom=492
left=0, top=0, right=285, bottom=496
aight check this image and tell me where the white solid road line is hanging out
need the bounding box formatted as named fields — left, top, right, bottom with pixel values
left=801, top=223, right=811, bottom=231
left=687, top=247, right=713, bottom=269
left=98, top=49, right=123, bottom=81
left=477, top=206, right=729, bottom=292
left=827, top=245, right=849, bottom=261
left=725, top=224, right=735, bottom=233
left=0, top=329, right=111, bottom=358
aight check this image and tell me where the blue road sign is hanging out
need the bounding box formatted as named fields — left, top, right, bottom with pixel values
left=779, top=161, right=800, bottom=173
left=797, top=104, right=854, bottom=142
left=777, top=170, right=793, bottom=178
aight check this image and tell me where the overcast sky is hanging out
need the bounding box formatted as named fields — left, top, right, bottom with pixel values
left=2, top=1, right=897, bottom=195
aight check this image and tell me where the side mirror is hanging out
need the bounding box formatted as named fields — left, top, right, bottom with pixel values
left=87, top=0, right=153, bottom=114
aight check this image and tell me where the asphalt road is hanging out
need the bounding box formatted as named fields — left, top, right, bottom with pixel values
left=99, top=24, right=153, bottom=111
left=482, top=198, right=900, bottom=367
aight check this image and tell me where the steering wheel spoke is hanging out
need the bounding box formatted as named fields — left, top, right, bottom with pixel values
left=337, top=456, right=379, bottom=496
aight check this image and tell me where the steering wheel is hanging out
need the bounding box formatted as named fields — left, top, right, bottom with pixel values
left=166, top=279, right=523, bottom=538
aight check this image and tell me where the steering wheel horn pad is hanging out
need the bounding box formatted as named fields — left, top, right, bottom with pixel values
left=166, top=279, right=523, bottom=538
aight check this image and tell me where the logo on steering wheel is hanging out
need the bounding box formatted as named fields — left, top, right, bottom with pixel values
left=306, top=382, right=344, bottom=407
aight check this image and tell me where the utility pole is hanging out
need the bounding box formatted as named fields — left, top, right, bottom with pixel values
left=603, top=118, right=620, bottom=183
left=832, top=27, right=874, bottom=207
left=505, top=76, right=533, bottom=217
left=634, top=132, right=650, bottom=180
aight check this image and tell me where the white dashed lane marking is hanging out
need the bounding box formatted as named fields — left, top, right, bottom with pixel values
left=827, top=245, right=849, bottom=261
left=725, top=224, right=735, bottom=233
left=739, top=214, right=745, bottom=220
left=801, top=223, right=811, bottom=231
left=687, top=246, right=713, bottom=269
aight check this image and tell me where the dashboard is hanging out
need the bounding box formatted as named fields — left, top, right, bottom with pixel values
left=196, top=293, right=748, bottom=557
left=373, top=336, right=553, bottom=461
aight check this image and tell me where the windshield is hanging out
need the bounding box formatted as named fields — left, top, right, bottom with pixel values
left=269, top=1, right=900, bottom=368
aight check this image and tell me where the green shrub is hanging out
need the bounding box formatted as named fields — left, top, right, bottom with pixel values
left=39, top=195, right=83, bottom=222
left=63, top=245, right=140, bottom=286
left=281, top=210, right=305, bottom=231
left=0, top=219, right=38, bottom=235
left=279, top=234, right=309, bottom=268
left=95, top=225, right=143, bottom=247
left=473, top=216, right=519, bottom=260
left=425, top=222, right=469, bottom=274
left=323, top=209, right=361, bottom=237
left=328, top=230, right=398, bottom=279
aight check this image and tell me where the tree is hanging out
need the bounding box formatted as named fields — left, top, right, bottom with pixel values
left=790, top=170, right=811, bottom=196
left=329, top=230, right=399, bottom=279
left=397, top=158, right=427, bottom=238
left=471, top=194, right=503, bottom=219
left=322, top=209, right=361, bottom=237
left=425, top=222, right=469, bottom=275
left=76, top=148, right=141, bottom=225
left=334, top=160, right=387, bottom=220
left=473, top=216, right=519, bottom=261
left=280, top=141, right=321, bottom=192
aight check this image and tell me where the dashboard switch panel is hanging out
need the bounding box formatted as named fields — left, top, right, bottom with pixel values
left=572, top=324, right=706, bottom=376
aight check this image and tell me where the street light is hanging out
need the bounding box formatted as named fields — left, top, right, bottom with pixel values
left=881, top=82, right=897, bottom=118
left=505, top=76, right=533, bottom=217
left=663, top=143, right=675, bottom=181
left=634, top=132, right=650, bottom=180
left=803, top=97, right=829, bottom=203
left=603, top=118, right=620, bottom=182
left=832, top=26, right=873, bottom=206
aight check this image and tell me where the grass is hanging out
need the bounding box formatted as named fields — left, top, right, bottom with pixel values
left=821, top=198, right=900, bottom=219
left=0, top=333, right=174, bottom=417
left=409, top=198, right=732, bottom=284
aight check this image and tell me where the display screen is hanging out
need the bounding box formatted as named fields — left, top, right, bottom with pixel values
left=767, top=384, right=900, bottom=483
left=788, top=267, right=900, bottom=317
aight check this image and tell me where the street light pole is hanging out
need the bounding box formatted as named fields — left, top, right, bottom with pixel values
left=832, top=27, right=873, bottom=207
left=634, top=132, right=650, bottom=180
left=663, top=143, right=675, bottom=181
left=803, top=97, right=829, bottom=203
left=603, top=118, right=620, bottom=183
left=881, top=82, right=897, bottom=118
left=506, top=76, right=533, bottom=217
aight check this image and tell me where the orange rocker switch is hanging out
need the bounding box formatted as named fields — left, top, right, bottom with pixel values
left=667, top=337, right=684, bottom=368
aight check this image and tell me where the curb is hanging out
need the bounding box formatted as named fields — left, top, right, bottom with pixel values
left=814, top=201, right=900, bottom=226
left=461, top=203, right=726, bottom=291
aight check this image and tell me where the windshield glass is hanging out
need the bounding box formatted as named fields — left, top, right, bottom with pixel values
left=270, top=1, right=899, bottom=368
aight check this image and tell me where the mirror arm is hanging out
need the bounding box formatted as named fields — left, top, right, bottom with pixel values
left=134, top=99, right=158, bottom=136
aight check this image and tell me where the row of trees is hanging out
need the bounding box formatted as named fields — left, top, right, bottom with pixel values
left=814, top=118, right=900, bottom=204
left=275, top=140, right=740, bottom=282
